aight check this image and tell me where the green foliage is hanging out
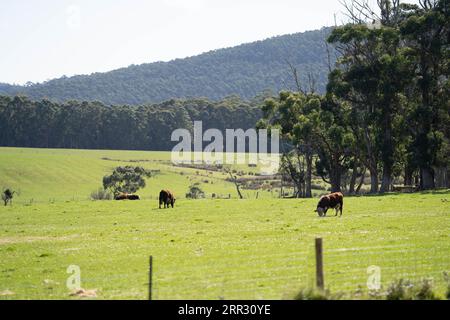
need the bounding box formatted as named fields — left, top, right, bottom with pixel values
left=386, top=279, right=439, bottom=300
left=185, top=183, right=205, bottom=199
left=328, top=18, right=413, bottom=192
left=294, top=288, right=341, bottom=300
left=444, top=272, right=450, bottom=300
left=261, top=91, right=353, bottom=193
left=102, top=166, right=151, bottom=196
left=255, top=1, right=449, bottom=194
left=325, top=0, right=449, bottom=192
left=398, top=0, right=450, bottom=189
left=295, top=278, right=441, bottom=300
left=0, top=95, right=261, bottom=151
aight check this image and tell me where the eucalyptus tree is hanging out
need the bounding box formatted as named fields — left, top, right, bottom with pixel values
left=259, top=91, right=354, bottom=194
left=327, top=0, right=414, bottom=192
left=400, top=0, right=450, bottom=189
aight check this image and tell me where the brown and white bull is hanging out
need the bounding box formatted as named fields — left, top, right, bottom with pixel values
left=315, top=192, right=343, bottom=217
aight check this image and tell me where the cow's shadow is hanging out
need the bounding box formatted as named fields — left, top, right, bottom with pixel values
left=317, top=215, right=341, bottom=218
left=151, top=207, right=176, bottom=212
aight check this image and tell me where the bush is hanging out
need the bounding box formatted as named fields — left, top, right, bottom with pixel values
left=294, top=288, right=342, bottom=300
left=103, top=166, right=151, bottom=196
left=90, top=188, right=113, bottom=200
left=292, top=278, right=442, bottom=300
left=186, top=183, right=205, bottom=199
left=386, top=279, right=439, bottom=300
left=444, top=272, right=450, bottom=300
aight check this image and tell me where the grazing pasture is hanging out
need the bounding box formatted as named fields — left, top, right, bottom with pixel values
left=0, top=147, right=449, bottom=299
left=0, top=147, right=282, bottom=203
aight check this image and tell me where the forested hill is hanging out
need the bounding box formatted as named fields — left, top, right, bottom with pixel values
left=0, top=28, right=332, bottom=105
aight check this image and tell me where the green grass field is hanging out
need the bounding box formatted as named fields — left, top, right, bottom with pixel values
left=0, top=147, right=449, bottom=299
left=0, top=147, right=285, bottom=203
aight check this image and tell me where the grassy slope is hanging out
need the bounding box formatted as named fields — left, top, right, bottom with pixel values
left=0, top=147, right=272, bottom=203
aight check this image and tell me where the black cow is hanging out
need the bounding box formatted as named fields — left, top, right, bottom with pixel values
left=159, top=190, right=175, bottom=208
left=315, top=192, right=343, bottom=217
left=115, top=193, right=140, bottom=200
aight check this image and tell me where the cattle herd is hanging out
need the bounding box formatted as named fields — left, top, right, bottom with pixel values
left=115, top=189, right=343, bottom=216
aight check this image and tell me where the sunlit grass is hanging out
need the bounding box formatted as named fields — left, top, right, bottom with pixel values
left=0, top=192, right=448, bottom=299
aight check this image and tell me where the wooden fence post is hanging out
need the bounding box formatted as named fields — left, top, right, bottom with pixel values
left=149, top=255, right=153, bottom=300
left=315, top=238, right=324, bottom=291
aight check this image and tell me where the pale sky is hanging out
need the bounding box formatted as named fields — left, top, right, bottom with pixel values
left=0, top=0, right=392, bottom=85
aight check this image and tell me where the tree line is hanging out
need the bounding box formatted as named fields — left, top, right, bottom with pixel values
left=257, top=0, right=449, bottom=194
left=0, top=95, right=261, bottom=151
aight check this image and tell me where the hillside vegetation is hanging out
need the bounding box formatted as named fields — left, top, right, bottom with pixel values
left=0, top=28, right=332, bottom=105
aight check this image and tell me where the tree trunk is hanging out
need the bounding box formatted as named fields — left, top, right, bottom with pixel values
left=380, top=112, right=393, bottom=193
left=380, top=165, right=392, bottom=193
left=361, top=126, right=379, bottom=194
left=368, top=166, right=379, bottom=194
left=433, top=167, right=447, bottom=188
left=419, top=166, right=435, bottom=190
left=305, top=152, right=312, bottom=198
left=348, top=163, right=358, bottom=195
left=295, top=180, right=303, bottom=198
left=404, top=163, right=414, bottom=186
left=355, top=168, right=365, bottom=194
left=447, top=168, right=450, bottom=188
left=227, top=170, right=243, bottom=199
left=235, top=183, right=243, bottom=199
left=280, top=177, right=284, bottom=199
left=330, top=165, right=342, bottom=193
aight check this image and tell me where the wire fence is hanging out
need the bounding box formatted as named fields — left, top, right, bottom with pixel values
left=148, top=241, right=450, bottom=300
left=1, top=239, right=448, bottom=300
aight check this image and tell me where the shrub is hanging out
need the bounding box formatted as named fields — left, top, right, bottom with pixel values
left=292, top=278, right=442, bottom=300
left=103, top=166, right=151, bottom=196
left=90, top=188, right=113, bottom=200
left=186, top=183, right=205, bottom=199
left=294, top=288, right=342, bottom=300
left=443, top=272, right=450, bottom=300
left=386, top=279, right=439, bottom=300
